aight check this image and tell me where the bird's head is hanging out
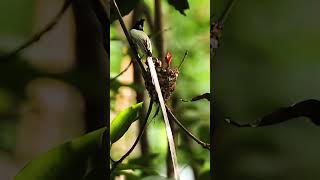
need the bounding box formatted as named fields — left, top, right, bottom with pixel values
left=132, top=19, right=145, bottom=31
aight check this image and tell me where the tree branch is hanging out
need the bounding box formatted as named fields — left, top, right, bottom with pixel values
left=111, top=0, right=147, bottom=78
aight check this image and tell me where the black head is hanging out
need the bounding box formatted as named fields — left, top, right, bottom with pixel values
left=132, top=19, right=145, bottom=31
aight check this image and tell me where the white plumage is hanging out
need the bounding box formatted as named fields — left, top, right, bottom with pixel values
left=130, top=29, right=152, bottom=57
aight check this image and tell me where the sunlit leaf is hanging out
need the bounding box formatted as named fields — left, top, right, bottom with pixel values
left=110, top=102, right=143, bottom=144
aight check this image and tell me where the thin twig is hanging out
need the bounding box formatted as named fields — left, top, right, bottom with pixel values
left=110, top=60, right=133, bottom=82
left=149, top=27, right=172, bottom=39
left=111, top=99, right=154, bottom=172
left=0, top=0, right=73, bottom=62
left=178, top=50, right=188, bottom=70
left=181, top=92, right=211, bottom=102
left=166, top=105, right=210, bottom=150
left=111, top=0, right=147, bottom=78
left=219, top=0, right=238, bottom=25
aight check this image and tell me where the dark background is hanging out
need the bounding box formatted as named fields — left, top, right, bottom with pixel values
left=213, top=0, right=320, bottom=179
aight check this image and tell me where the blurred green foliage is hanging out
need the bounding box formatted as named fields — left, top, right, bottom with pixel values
left=0, top=0, right=34, bottom=154
left=215, top=0, right=320, bottom=179
left=0, top=0, right=34, bottom=36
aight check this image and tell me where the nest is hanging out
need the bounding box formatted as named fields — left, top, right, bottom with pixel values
left=145, top=57, right=179, bottom=102
left=211, top=22, right=223, bottom=50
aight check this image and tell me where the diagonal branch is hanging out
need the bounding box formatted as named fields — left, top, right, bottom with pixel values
left=225, top=99, right=320, bottom=127
left=166, top=105, right=210, bottom=150
left=219, top=0, right=238, bottom=25
left=110, top=60, right=133, bottom=82
left=0, top=0, right=73, bottom=62
left=111, top=0, right=147, bottom=78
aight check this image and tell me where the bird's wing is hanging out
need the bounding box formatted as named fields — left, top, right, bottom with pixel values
left=130, top=29, right=152, bottom=56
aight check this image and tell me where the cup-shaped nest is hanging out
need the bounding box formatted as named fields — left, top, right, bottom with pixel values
left=145, top=57, right=179, bottom=102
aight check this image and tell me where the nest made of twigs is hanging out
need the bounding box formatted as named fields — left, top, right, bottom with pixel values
left=145, top=57, right=179, bottom=102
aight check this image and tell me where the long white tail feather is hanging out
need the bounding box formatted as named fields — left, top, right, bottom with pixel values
left=146, top=57, right=179, bottom=180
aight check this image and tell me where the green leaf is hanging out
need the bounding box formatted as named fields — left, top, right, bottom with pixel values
left=110, top=102, right=143, bottom=144
left=14, top=127, right=106, bottom=180
left=167, top=0, right=189, bottom=16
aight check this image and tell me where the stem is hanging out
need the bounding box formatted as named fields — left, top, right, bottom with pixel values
left=178, top=51, right=188, bottom=70
left=224, top=118, right=254, bottom=127
left=149, top=28, right=172, bottom=39
left=111, top=99, right=154, bottom=171
left=110, top=60, right=133, bottom=82
left=132, top=7, right=151, bottom=161
left=134, top=62, right=150, bottom=157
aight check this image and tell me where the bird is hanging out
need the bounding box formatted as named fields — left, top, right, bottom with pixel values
left=130, top=19, right=152, bottom=57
